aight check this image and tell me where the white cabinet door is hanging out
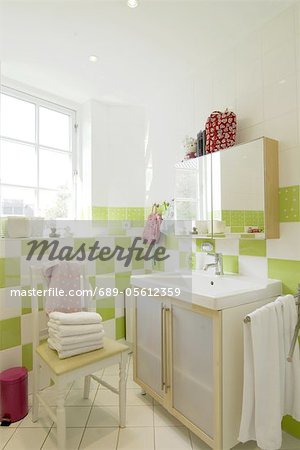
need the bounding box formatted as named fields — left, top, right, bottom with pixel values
left=135, top=295, right=166, bottom=398
left=171, top=304, right=215, bottom=438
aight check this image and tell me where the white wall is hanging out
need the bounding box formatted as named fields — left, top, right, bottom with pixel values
left=81, top=99, right=146, bottom=209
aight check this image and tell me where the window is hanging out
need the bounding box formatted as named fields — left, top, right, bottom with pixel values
left=0, top=87, right=77, bottom=219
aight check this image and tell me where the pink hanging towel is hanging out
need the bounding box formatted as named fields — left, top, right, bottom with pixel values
left=43, top=261, right=87, bottom=314
left=143, top=205, right=162, bottom=243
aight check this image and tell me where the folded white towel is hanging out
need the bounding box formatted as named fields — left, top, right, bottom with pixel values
left=48, top=341, right=104, bottom=359
left=48, top=330, right=105, bottom=346
left=48, top=321, right=104, bottom=337
left=49, top=311, right=102, bottom=325
left=48, top=336, right=104, bottom=352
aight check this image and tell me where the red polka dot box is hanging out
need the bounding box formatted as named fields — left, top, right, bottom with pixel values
left=205, top=109, right=237, bottom=153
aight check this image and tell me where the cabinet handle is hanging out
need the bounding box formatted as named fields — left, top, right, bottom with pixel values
left=161, top=304, right=165, bottom=391
left=164, top=308, right=170, bottom=393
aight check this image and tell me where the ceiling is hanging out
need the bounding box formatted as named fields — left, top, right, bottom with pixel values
left=0, top=0, right=295, bottom=106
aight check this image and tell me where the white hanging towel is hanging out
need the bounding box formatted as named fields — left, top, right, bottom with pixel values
left=239, top=302, right=282, bottom=450
left=276, top=295, right=300, bottom=420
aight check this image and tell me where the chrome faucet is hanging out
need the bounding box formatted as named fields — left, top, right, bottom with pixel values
left=201, top=243, right=224, bottom=276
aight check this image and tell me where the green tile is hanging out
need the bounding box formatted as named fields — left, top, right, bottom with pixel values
left=0, top=317, right=21, bottom=350
left=154, top=260, right=165, bottom=271
left=22, top=343, right=33, bottom=372
left=92, top=206, right=108, bottom=220
left=231, top=210, right=245, bottom=227
left=89, top=276, right=96, bottom=289
left=279, top=186, right=300, bottom=222
left=96, top=297, right=115, bottom=322
left=115, top=237, right=131, bottom=249
left=282, top=415, right=300, bottom=439
left=115, top=272, right=131, bottom=291
left=132, top=252, right=144, bottom=270
left=196, top=238, right=215, bottom=252
left=165, top=235, right=179, bottom=250
left=21, top=286, right=32, bottom=315
left=221, top=210, right=231, bottom=226
left=240, top=234, right=255, bottom=239
left=96, top=258, right=114, bottom=275
left=244, top=210, right=259, bottom=227
left=268, top=259, right=300, bottom=294
left=108, top=207, right=127, bottom=220
left=0, top=258, right=20, bottom=288
left=223, top=255, right=239, bottom=274
left=231, top=226, right=244, bottom=233
left=116, top=317, right=125, bottom=340
left=239, top=239, right=266, bottom=257
left=126, top=207, right=145, bottom=221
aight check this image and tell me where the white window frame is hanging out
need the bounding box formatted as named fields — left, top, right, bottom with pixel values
left=0, top=85, right=78, bottom=218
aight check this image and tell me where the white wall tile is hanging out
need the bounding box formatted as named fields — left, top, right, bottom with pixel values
left=103, top=319, right=115, bottom=339
left=263, top=75, right=297, bottom=121
left=0, top=346, right=22, bottom=371
left=267, top=222, right=300, bottom=260
left=279, top=146, right=300, bottom=186
left=0, top=239, right=21, bottom=258
left=238, top=255, right=268, bottom=279
left=0, top=287, right=22, bottom=320
left=237, top=58, right=263, bottom=96
left=215, top=239, right=239, bottom=256
left=262, top=7, right=295, bottom=54
left=21, top=313, right=33, bottom=345
left=237, top=89, right=264, bottom=129
left=263, top=109, right=299, bottom=151
left=263, top=39, right=296, bottom=86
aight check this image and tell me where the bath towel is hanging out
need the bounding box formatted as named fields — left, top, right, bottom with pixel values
left=48, top=341, right=104, bottom=359
left=239, top=302, right=282, bottom=450
left=48, top=335, right=104, bottom=352
left=48, top=329, right=104, bottom=347
left=276, top=295, right=300, bottom=420
left=49, top=311, right=102, bottom=325
left=48, top=321, right=103, bottom=337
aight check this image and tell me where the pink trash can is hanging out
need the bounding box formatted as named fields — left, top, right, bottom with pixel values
left=0, top=367, right=28, bottom=423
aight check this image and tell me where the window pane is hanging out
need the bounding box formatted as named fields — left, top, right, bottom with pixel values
left=39, top=148, right=72, bottom=189
left=39, top=107, right=70, bottom=150
left=0, top=186, right=36, bottom=216
left=1, top=94, right=35, bottom=142
left=39, top=188, right=72, bottom=219
left=0, top=140, right=37, bottom=186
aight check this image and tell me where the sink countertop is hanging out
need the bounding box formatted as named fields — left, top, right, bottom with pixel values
left=131, top=271, right=282, bottom=310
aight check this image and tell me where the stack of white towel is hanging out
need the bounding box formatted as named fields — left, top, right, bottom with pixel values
left=47, top=311, right=104, bottom=359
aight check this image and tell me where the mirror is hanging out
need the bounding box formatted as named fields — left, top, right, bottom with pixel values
left=174, top=137, right=279, bottom=239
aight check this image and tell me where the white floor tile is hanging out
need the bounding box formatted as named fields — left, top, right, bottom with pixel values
left=126, top=389, right=153, bottom=406
left=80, top=427, right=119, bottom=449
left=190, top=432, right=213, bottom=449
left=20, top=407, right=54, bottom=428
left=118, top=427, right=154, bottom=450
left=103, top=364, right=120, bottom=375
left=126, top=405, right=154, bottom=427
left=93, top=388, right=119, bottom=406
left=100, top=375, right=119, bottom=390
left=154, top=406, right=183, bottom=427
left=0, top=428, right=16, bottom=449
left=126, top=377, right=140, bottom=389
left=4, top=427, right=50, bottom=450
left=86, top=406, right=119, bottom=428
left=42, top=427, right=84, bottom=449
left=65, top=389, right=97, bottom=407
left=52, top=407, right=91, bottom=428
left=155, top=427, right=192, bottom=450
left=70, top=377, right=99, bottom=391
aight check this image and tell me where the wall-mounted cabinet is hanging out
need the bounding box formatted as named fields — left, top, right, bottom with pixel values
left=174, top=137, right=279, bottom=239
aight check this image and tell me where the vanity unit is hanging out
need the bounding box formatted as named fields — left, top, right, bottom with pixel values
left=131, top=272, right=282, bottom=450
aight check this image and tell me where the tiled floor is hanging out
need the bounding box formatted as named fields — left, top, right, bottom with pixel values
left=1, top=354, right=300, bottom=450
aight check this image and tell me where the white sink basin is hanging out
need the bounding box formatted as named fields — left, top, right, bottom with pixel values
left=131, top=271, right=282, bottom=310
